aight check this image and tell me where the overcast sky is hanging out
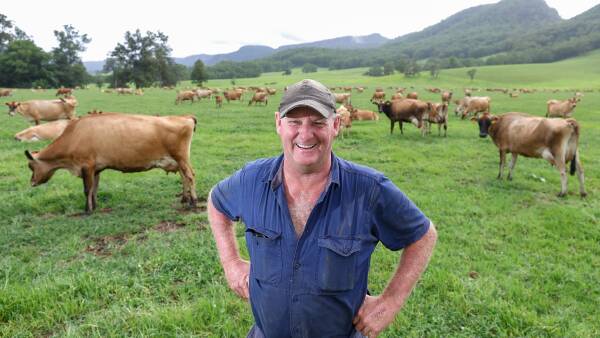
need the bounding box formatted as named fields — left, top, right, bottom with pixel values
left=2, top=0, right=598, bottom=61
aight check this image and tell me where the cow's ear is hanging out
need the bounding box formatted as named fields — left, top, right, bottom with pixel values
left=490, top=116, right=499, bottom=123
left=25, top=150, right=35, bottom=161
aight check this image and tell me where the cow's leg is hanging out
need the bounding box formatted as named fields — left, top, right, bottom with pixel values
left=399, top=121, right=404, bottom=135
left=443, top=121, right=447, bottom=137
left=553, top=148, right=568, bottom=197
left=81, top=167, right=96, bottom=213
left=390, top=121, right=394, bottom=134
left=507, top=153, right=518, bottom=181
left=177, top=160, right=197, bottom=207
left=91, top=172, right=101, bottom=210
left=498, top=150, right=506, bottom=179
left=573, top=150, right=587, bottom=197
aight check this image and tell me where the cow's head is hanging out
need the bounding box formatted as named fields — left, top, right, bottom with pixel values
left=371, top=100, right=391, bottom=114
left=6, top=101, right=20, bottom=116
left=25, top=150, right=57, bottom=186
left=568, top=97, right=578, bottom=109
left=471, top=113, right=497, bottom=138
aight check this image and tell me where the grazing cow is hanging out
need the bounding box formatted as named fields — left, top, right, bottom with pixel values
left=441, top=91, right=453, bottom=103
left=546, top=98, right=577, bottom=118
left=223, top=90, right=243, bottom=103
left=215, top=95, right=223, bottom=108
left=423, top=103, right=448, bottom=136
left=371, top=91, right=385, bottom=102
left=14, top=120, right=70, bottom=142
left=336, top=105, right=352, bottom=138
left=24, top=113, right=198, bottom=213
left=473, top=112, right=585, bottom=197
left=455, top=96, right=491, bottom=119
left=406, top=92, right=418, bottom=99
left=116, top=88, right=134, bottom=95
left=334, top=93, right=351, bottom=105
left=464, top=89, right=472, bottom=97
left=355, top=87, right=364, bottom=93
left=175, top=91, right=197, bottom=104
left=372, top=99, right=427, bottom=136
left=248, top=92, right=268, bottom=106
left=509, top=92, right=519, bottom=98
left=391, top=93, right=403, bottom=100
left=55, top=87, right=73, bottom=96
left=0, top=88, right=13, bottom=97
left=6, top=98, right=77, bottom=125
left=266, top=88, right=277, bottom=95
left=135, top=89, right=144, bottom=96
left=195, top=89, right=212, bottom=100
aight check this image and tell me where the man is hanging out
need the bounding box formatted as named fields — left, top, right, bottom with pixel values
left=208, top=79, right=437, bottom=338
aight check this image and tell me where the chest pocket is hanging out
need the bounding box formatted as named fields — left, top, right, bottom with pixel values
left=246, top=225, right=282, bottom=285
left=317, top=237, right=362, bottom=292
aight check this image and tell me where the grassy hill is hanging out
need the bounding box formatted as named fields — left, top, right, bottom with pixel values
left=1, top=56, right=599, bottom=336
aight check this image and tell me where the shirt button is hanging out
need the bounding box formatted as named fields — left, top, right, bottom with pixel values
left=294, top=262, right=301, bottom=270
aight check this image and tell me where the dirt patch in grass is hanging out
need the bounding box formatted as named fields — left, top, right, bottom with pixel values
left=153, top=221, right=186, bottom=233
left=84, top=233, right=128, bottom=256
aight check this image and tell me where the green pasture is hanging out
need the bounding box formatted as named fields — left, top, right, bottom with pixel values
left=1, top=52, right=599, bottom=337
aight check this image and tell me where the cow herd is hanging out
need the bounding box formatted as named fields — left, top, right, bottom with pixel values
left=0, top=83, right=589, bottom=214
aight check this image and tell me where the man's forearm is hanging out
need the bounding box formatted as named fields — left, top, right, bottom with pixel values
left=208, top=194, right=241, bottom=266
left=382, top=223, right=437, bottom=310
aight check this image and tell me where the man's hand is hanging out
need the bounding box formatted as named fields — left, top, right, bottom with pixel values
left=353, top=295, right=400, bottom=338
left=223, top=258, right=250, bottom=300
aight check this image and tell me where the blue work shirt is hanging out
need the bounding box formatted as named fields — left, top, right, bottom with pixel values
left=211, top=154, right=430, bottom=338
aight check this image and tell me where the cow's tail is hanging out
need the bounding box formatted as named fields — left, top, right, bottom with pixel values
left=566, top=118, right=579, bottom=176
left=189, top=115, right=198, bottom=132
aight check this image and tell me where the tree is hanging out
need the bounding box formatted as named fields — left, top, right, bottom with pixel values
left=383, top=61, right=395, bottom=75
left=106, top=30, right=175, bottom=88
left=0, top=13, right=29, bottom=52
left=282, top=68, right=292, bottom=75
left=0, top=40, right=54, bottom=88
left=50, top=25, right=91, bottom=87
left=424, top=58, right=441, bottom=79
left=467, top=68, right=477, bottom=81
left=364, top=66, right=383, bottom=77
left=403, top=60, right=421, bottom=78
left=301, top=63, right=318, bottom=73
left=190, top=60, right=208, bottom=86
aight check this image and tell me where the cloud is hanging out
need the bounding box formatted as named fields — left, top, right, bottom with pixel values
left=280, top=32, right=304, bottom=42
left=211, top=40, right=231, bottom=45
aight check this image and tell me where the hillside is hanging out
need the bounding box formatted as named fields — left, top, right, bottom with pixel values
left=382, top=0, right=562, bottom=59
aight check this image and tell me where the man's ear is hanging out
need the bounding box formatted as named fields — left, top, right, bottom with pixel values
left=275, top=111, right=282, bottom=135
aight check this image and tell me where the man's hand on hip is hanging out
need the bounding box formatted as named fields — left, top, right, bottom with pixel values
left=223, top=258, right=250, bottom=300
left=353, top=295, right=400, bottom=338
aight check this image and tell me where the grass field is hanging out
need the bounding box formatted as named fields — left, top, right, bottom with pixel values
left=1, top=51, right=599, bottom=337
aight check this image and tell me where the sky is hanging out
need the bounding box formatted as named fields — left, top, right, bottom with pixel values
left=2, top=0, right=598, bottom=61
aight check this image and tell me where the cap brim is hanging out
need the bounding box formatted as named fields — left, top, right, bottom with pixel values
left=279, top=99, right=334, bottom=118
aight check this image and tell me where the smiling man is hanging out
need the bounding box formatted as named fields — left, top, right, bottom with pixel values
left=208, top=79, right=437, bottom=338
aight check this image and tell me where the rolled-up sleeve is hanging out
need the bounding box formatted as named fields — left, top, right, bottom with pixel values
left=210, top=169, right=245, bottom=222
left=371, top=176, right=430, bottom=250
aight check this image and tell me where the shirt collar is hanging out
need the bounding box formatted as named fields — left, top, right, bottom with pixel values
left=266, top=153, right=340, bottom=190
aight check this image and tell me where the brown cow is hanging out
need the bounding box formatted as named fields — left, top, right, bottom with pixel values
left=334, top=93, right=351, bottom=104
left=546, top=98, right=577, bottom=118
left=14, top=120, right=70, bottom=142
left=473, top=112, right=585, bottom=197
left=215, top=95, right=223, bottom=108
left=24, top=113, right=198, bottom=213
left=372, top=99, right=427, bottom=136
left=336, top=105, right=352, bottom=138
left=175, top=91, right=197, bottom=104
left=224, top=90, right=243, bottom=103
left=406, top=92, right=418, bottom=99
left=248, top=92, right=269, bottom=106
left=456, top=96, right=491, bottom=119
left=346, top=104, right=379, bottom=121
left=55, top=87, right=73, bottom=96
left=6, top=98, right=77, bottom=125
left=423, top=103, right=448, bottom=137
left=0, top=88, right=13, bottom=97
left=371, top=91, right=385, bottom=102
left=441, top=91, right=453, bottom=103
left=117, top=88, right=134, bottom=95
left=391, top=93, right=403, bottom=100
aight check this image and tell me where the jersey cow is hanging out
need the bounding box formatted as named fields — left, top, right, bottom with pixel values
left=455, top=96, right=491, bottom=119
left=15, top=120, right=70, bottom=142
left=24, top=113, right=198, bottom=213
left=372, top=99, right=428, bottom=136
left=6, top=98, right=77, bottom=125
left=546, top=98, right=577, bottom=118
left=473, top=112, right=585, bottom=197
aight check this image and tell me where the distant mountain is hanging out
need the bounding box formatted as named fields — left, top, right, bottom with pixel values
left=381, top=0, right=562, bottom=59
left=278, top=33, right=389, bottom=51
left=83, top=33, right=389, bottom=72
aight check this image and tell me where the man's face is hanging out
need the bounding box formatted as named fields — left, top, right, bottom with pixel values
left=276, top=106, right=340, bottom=173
